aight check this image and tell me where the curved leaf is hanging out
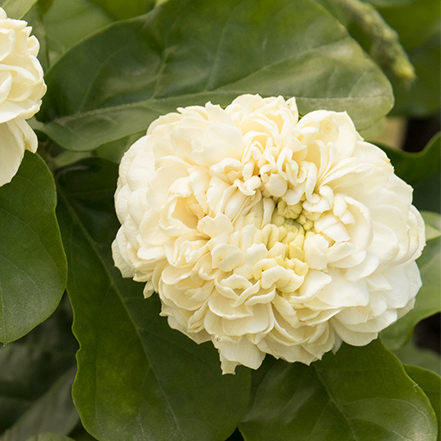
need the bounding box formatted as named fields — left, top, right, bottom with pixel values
left=38, top=0, right=393, bottom=151
left=380, top=132, right=440, bottom=187
left=55, top=158, right=251, bottom=441
left=0, top=152, right=67, bottom=344
left=404, top=365, right=440, bottom=436
left=0, top=0, right=38, bottom=18
left=381, top=213, right=441, bottom=350
left=422, top=211, right=441, bottom=241
left=240, top=340, right=438, bottom=441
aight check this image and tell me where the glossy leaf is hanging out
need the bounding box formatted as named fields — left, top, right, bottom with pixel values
left=0, top=152, right=67, bottom=344
left=0, top=296, right=78, bottom=435
left=26, top=434, right=75, bottom=441
left=380, top=132, right=440, bottom=187
left=0, top=0, right=38, bottom=18
left=38, top=0, right=393, bottom=151
left=381, top=213, right=441, bottom=350
left=240, top=340, right=438, bottom=441
left=404, top=365, right=440, bottom=434
left=55, top=158, right=251, bottom=441
left=4, top=368, right=78, bottom=441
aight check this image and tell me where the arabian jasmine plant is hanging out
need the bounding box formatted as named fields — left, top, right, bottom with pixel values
left=0, top=1, right=439, bottom=440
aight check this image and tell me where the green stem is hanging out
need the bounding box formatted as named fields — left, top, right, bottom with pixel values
left=333, top=0, right=416, bottom=83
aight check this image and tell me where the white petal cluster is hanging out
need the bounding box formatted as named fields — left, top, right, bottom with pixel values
left=113, top=95, right=425, bottom=374
left=0, top=7, right=46, bottom=186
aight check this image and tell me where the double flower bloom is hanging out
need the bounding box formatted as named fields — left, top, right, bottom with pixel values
left=113, top=94, right=425, bottom=374
left=0, top=7, right=46, bottom=186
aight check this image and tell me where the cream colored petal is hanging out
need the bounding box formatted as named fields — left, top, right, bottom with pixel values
left=216, top=337, right=265, bottom=372
left=0, top=118, right=36, bottom=186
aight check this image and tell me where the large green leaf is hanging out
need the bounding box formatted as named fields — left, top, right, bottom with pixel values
left=0, top=0, right=38, bottom=18
left=0, top=296, right=78, bottom=435
left=38, top=0, right=393, bottom=152
left=380, top=132, right=440, bottom=187
left=55, top=158, right=251, bottom=441
left=36, top=0, right=155, bottom=68
left=0, top=152, right=67, bottom=344
left=381, top=213, right=441, bottom=350
left=404, top=365, right=440, bottom=436
left=240, top=340, right=438, bottom=441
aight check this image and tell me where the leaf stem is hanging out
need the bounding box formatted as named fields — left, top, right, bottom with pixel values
left=333, top=0, right=416, bottom=83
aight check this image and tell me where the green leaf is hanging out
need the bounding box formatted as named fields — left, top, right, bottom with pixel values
left=88, top=0, right=155, bottom=20
left=55, top=158, right=251, bottom=441
left=390, top=32, right=440, bottom=117
left=404, top=365, right=440, bottom=435
left=381, top=213, right=441, bottom=350
left=240, top=340, right=438, bottom=441
left=394, top=341, right=440, bottom=376
left=365, top=0, right=440, bottom=52
left=317, top=0, right=440, bottom=117
left=42, top=0, right=113, bottom=65
left=0, top=152, right=67, bottom=344
left=66, top=424, right=98, bottom=441
left=38, top=0, right=393, bottom=151
left=0, top=0, right=38, bottom=18
left=413, top=172, right=441, bottom=214
left=0, top=296, right=78, bottom=435
left=94, top=131, right=144, bottom=163
left=26, top=434, right=75, bottom=441
left=422, top=211, right=441, bottom=240
left=36, top=0, right=54, bottom=15
left=4, top=368, right=78, bottom=441
left=380, top=132, right=440, bottom=187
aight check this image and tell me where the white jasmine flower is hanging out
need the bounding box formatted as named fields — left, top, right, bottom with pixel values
left=0, top=7, right=46, bottom=122
left=0, top=7, right=46, bottom=187
left=113, top=94, right=425, bottom=374
left=0, top=118, right=37, bottom=186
